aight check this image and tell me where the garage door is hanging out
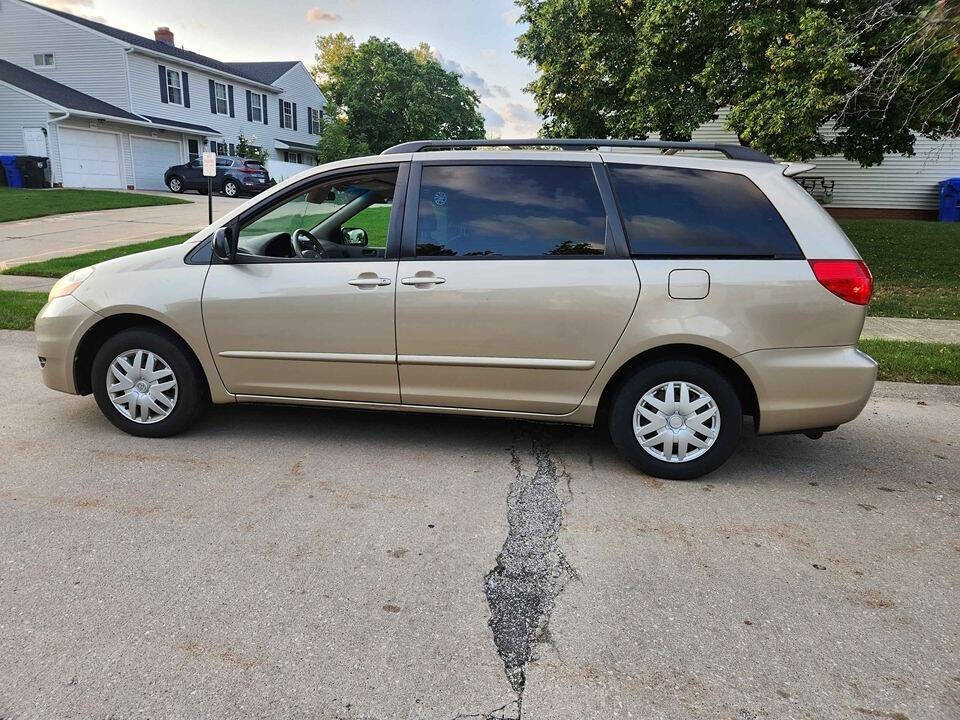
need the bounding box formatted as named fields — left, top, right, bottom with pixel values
left=132, top=136, right=182, bottom=190
left=59, top=127, right=123, bottom=188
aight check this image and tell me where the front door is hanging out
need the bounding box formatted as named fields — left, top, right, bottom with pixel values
left=202, top=164, right=406, bottom=402
left=395, top=161, right=640, bottom=414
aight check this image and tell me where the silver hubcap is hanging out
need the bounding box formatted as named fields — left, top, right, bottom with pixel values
left=224, top=182, right=236, bottom=196
left=106, top=349, right=178, bottom=424
left=634, top=381, right=720, bottom=463
left=170, top=178, right=181, bottom=191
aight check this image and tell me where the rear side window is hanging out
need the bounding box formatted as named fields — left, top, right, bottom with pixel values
left=608, top=164, right=802, bottom=258
left=416, top=164, right=607, bottom=257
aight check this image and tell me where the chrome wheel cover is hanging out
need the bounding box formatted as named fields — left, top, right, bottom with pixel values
left=634, top=381, right=720, bottom=463
left=169, top=177, right=181, bottom=191
left=106, top=349, right=178, bottom=424
left=223, top=181, right=237, bottom=196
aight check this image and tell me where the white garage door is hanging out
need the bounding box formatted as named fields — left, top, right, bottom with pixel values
left=132, top=136, right=182, bottom=190
left=59, top=127, right=123, bottom=189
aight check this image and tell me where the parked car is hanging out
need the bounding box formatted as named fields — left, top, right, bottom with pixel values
left=164, top=155, right=271, bottom=198
left=35, top=139, right=876, bottom=480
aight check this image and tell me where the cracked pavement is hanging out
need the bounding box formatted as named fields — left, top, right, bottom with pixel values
left=1, top=329, right=958, bottom=720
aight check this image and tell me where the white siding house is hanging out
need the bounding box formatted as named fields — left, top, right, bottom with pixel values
left=0, top=0, right=326, bottom=190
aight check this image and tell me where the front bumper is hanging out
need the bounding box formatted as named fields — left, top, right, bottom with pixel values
left=34, top=295, right=100, bottom=394
left=735, top=346, right=877, bottom=434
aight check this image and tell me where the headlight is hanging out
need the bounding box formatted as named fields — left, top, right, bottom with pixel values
left=48, top=266, right=94, bottom=301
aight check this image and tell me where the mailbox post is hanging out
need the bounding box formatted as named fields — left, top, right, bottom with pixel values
left=202, top=151, right=216, bottom=225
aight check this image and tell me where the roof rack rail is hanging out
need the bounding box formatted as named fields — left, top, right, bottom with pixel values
left=380, top=138, right=774, bottom=163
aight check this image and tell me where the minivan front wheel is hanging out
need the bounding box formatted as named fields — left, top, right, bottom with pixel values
left=610, top=360, right=742, bottom=480
left=91, top=328, right=208, bottom=438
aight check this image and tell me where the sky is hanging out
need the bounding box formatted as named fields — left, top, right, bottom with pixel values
left=35, top=0, right=542, bottom=137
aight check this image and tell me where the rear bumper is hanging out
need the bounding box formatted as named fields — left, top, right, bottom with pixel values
left=35, top=295, right=100, bottom=394
left=735, top=346, right=877, bottom=434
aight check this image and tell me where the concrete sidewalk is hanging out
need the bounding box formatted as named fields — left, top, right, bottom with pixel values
left=861, top=316, right=960, bottom=343
left=0, top=192, right=244, bottom=269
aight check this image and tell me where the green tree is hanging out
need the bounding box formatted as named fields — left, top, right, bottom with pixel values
left=515, top=0, right=960, bottom=165
left=311, top=35, right=486, bottom=158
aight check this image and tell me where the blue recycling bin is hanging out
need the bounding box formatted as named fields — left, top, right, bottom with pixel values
left=0, top=156, right=23, bottom=188
left=939, top=177, right=960, bottom=222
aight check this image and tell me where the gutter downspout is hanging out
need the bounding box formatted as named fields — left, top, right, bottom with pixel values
left=46, top=109, right=70, bottom=187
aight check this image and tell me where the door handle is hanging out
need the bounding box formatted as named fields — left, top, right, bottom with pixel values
left=348, top=276, right=391, bottom=287
left=400, top=275, right=446, bottom=286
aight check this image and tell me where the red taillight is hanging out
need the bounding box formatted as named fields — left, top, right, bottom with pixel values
left=808, top=259, right=873, bottom=305
left=237, top=167, right=260, bottom=174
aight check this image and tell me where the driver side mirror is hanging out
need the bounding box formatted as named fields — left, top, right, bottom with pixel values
left=212, top=226, right=237, bottom=263
left=341, top=227, right=368, bottom=246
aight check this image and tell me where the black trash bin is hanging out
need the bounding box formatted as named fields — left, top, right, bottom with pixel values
left=16, top=156, right=50, bottom=189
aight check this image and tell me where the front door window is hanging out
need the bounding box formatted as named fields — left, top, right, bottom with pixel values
left=237, top=169, right=397, bottom=261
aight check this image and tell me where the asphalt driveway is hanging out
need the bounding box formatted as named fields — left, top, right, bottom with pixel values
left=0, top=329, right=957, bottom=719
left=0, top=192, right=245, bottom=268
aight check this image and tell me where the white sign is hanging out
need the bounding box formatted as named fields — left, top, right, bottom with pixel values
left=202, top=151, right=216, bottom=177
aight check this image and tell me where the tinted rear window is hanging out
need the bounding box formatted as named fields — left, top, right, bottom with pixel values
left=244, top=161, right=265, bottom=169
left=608, top=164, right=801, bottom=258
left=416, top=164, right=607, bottom=257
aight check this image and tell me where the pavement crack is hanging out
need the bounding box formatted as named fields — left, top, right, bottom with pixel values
left=481, top=433, right=576, bottom=713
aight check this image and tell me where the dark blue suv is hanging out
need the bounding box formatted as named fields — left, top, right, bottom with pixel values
left=164, top=156, right=272, bottom=198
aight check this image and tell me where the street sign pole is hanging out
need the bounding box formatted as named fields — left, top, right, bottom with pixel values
left=202, top=151, right=216, bottom=225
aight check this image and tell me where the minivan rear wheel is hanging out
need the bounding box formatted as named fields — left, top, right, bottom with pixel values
left=609, top=360, right=742, bottom=480
left=91, top=327, right=208, bottom=438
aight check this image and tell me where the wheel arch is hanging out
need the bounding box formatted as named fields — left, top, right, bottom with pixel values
left=73, top=313, right=211, bottom=401
left=594, top=343, right=759, bottom=429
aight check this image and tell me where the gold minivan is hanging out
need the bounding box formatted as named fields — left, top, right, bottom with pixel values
left=34, top=139, right=877, bottom=479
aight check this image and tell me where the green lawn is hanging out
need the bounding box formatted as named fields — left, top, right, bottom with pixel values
left=0, top=188, right=189, bottom=223
left=840, top=219, right=960, bottom=320
left=2, top=233, right=194, bottom=279
left=859, top=339, right=960, bottom=385
left=245, top=206, right=391, bottom=248
left=0, top=290, right=47, bottom=330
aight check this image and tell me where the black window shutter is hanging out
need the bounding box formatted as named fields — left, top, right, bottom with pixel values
left=246, top=90, right=252, bottom=121
left=158, top=65, right=168, bottom=103
left=182, top=72, right=190, bottom=108
left=262, top=94, right=268, bottom=124
left=292, top=102, right=297, bottom=131
left=228, top=85, right=235, bottom=118
left=278, top=99, right=284, bottom=128
left=307, top=106, right=312, bottom=133
left=208, top=79, right=216, bottom=114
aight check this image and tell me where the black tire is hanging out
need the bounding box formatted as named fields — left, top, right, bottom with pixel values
left=91, top=327, right=209, bottom=438
left=609, top=359, right=742, bottom=480
left=221, top=179, right=239, bottom=198
left=166, top=175, right=185, bottom=193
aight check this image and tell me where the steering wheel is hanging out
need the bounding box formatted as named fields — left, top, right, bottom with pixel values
left=290, top=228, right=325, bottom=259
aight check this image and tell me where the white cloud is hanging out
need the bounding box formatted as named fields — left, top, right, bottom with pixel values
left=36, top=0, right=105, bottom=21
left=498, top=102, right=541, bottom=137
left=305, top=8, right=342, bottom=23
left=481, top=103, right=505, bottom=134
left=432, top=50, right=510, bottom=99
left=503, top=8, right=521, bottom=25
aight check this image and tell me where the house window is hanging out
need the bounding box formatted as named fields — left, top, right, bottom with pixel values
left=188, top=138, right=200, bottom=161
left=215, top=141, right=228, bottom=155
left=284, top=151, right=302, bottom=164
left=33, top=53, right=55, bottom=67
left=310, top=107, right=321, bottom=135
left=282, top=100, right=293, bottom=129
left=166, top=69, right=183, bottom=105
left=214, top=82, right=228, bottom=115
left=228, top=143, right=236, bottom=156
left=251, top=93, right=263, bottom=123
